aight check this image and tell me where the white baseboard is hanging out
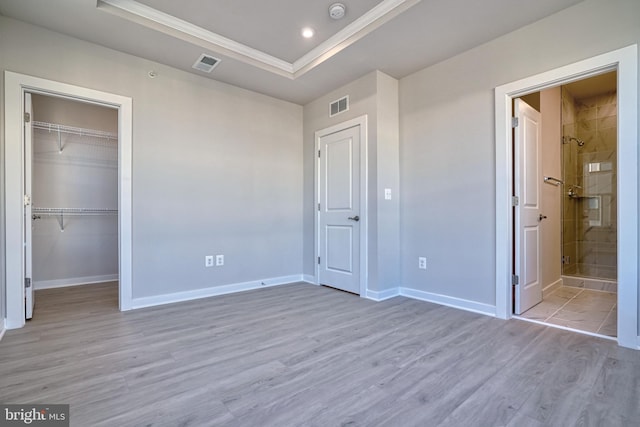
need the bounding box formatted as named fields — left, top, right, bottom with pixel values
left=302, top=274, right=316, bottom=284
left=366, top=288, right=400, bottom=301
left=543, top=278, right=563, bottom=298
left=34, top=274, right=119, bottom=290
left=131, top=275, right=305, bottom=309
left=399, top=286, right=496, bottom=317
left=0, top=321, right=6, bottom=342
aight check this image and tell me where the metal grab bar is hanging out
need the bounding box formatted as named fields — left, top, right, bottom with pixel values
left=543, top=176, right=564, bottom=186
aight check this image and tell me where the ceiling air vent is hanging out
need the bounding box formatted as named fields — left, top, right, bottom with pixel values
left=192, top=53, right=221, bottom=73
left=329, top=95, right=349, bottom=117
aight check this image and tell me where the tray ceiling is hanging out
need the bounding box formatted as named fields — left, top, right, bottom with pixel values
left=0, top=0, right=586, bottom=104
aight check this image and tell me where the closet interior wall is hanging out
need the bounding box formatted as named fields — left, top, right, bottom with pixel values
left=31, top=95, right=119, bottom=289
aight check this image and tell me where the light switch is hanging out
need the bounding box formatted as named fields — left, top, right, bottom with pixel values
left=384, top=188, right=392, bottom=200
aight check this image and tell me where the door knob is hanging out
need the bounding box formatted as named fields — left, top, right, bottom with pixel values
left=348, top=215, right=360, bottom=222
left=539, top=214, right=548, bottom=221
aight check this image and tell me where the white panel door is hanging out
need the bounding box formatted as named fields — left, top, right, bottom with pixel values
left=318, top=125, right=361, bottom=294
left=24, top=92, right=34, bottom=319
left=514, top=98, right=543, bottom=314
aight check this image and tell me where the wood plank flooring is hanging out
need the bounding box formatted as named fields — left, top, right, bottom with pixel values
left=1, top=282, right=639, bottom=426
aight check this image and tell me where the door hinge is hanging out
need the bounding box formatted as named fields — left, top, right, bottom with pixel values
left=25, top=278, right=31, bottom=289
left=511, top=117, right=519, bottom=128
left=24, top=194, right=31, bottom=206
left=318, top=256, right=321, bottom=265
left=24, top=112, right=31, bottom=123
left=318, top=203, right=321, bottom=211
left=512, top=274, right=519, bottom=286
left=318, top=150, right=321, bottom=158
left=512, top=196, right=519, bottom=207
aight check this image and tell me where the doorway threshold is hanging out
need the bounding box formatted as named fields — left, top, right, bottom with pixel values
left=512, top=315, right=616, bottom=342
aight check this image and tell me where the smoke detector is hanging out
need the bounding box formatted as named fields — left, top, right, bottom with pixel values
left=329, top=3, right=346, bottom=20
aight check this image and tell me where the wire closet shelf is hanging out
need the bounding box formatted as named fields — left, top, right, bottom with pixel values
left=32, top=208, right=118, bottom=231
left=32, top=121, right=117, bottom=140
left=32, top=120, right=118, bottom=153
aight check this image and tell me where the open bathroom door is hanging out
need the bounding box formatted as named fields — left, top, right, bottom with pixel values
left=514, top=98, right=543, bottom=314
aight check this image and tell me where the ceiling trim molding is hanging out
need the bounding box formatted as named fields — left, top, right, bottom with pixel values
left=97, top=0, right=294, bottom=77
left=97, top=0, right=421, bottom=79
left=293, top=0, right=421, bottom=76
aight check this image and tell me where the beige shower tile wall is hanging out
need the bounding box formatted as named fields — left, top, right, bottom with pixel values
left=563, top=89, right=618, bottom=280
left=562, top=87, right=578, bottom=275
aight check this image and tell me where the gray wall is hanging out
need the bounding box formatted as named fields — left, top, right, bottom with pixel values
left=32, top=95, right=118, bottom=133
left=399, top=0, right=640, bottom=306
left=1, top=16, right=303, bottom=300
left=375, top=74, right=400, bottom=292
left=31, top=94, right=119, bottom=287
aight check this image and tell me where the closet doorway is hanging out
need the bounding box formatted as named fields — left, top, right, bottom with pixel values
left=4, top=71, right=133, bottom=328
left=26, top=94, right=120, bottom=319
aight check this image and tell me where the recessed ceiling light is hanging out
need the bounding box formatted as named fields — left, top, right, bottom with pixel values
left=301, top=27, right=314, bottom=38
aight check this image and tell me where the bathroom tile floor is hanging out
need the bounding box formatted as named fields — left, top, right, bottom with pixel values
left=520, top=286, right=617, bottom=337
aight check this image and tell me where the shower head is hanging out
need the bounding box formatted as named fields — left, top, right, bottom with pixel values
left=563, top=136, right=585, bottom=146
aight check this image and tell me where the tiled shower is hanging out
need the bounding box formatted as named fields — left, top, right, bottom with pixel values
left=561, top=85, right=617, bottom=291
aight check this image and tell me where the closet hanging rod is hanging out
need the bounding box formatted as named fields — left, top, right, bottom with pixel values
left=32, top=121, right=118, bottom=141
left=543, top=176, right=564, bottom=186
left=32, top=207, right=118, bottom=215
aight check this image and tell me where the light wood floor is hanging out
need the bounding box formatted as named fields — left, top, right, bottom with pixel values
left=1, top=282, right=639, bottom=426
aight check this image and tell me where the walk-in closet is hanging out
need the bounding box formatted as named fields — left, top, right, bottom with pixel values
left=28, top=94, right=119, bottom=319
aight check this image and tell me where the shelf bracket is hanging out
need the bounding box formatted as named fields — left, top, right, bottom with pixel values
left=57, top=127, right=64, bottom=153
left=55, top=212, right=65, bottom=232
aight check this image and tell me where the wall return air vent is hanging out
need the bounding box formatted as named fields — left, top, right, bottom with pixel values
left=329, top=95, right=349, bottom=117
left=192, top=53, right=221, bottom=73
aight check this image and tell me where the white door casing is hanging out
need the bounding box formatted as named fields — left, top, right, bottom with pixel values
left=318, top=125, right=361, bottom=294
left=4, top=71, right=133, bottom=329
left=495, top=45, right=638, bottom=349
left=24, top=92, right=34, bottom=319
left=513, top=99, right=543, bottom=314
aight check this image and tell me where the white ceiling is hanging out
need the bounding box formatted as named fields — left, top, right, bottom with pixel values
left=0, top=0, right=586, bottom=104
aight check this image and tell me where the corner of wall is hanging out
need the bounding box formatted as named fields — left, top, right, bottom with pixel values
left=373, top=71, right=401, bottom=292
left=366, top=287, right=400, bottom=301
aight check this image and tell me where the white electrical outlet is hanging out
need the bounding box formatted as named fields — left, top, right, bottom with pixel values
left=418, top=257, right=427, bottom=270
left=384, top=188, right=392, bottom=200
left=205, top=255, right=214, bottom=267
left=216, top=254, right=224, bottom=266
